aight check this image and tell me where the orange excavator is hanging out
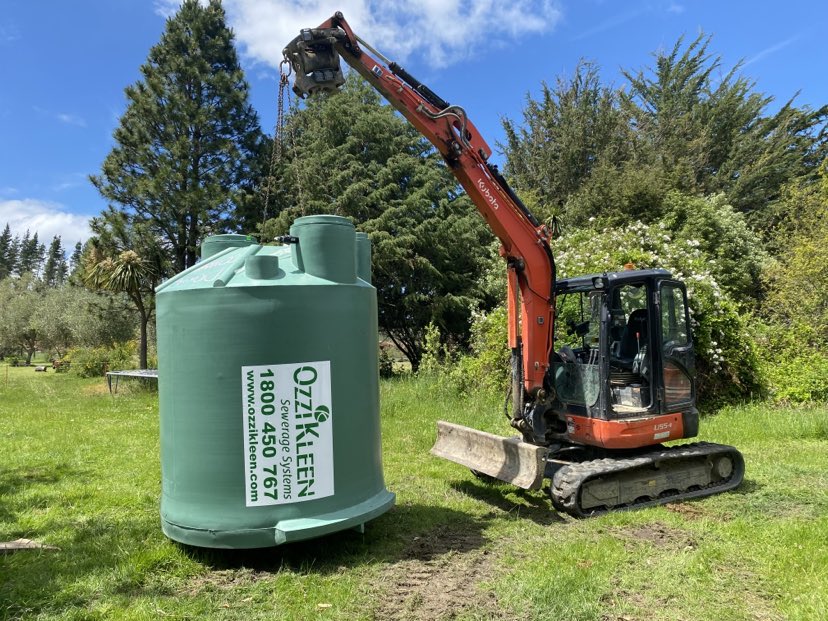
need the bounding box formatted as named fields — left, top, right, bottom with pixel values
left=283, top=12, right=744, bottom=516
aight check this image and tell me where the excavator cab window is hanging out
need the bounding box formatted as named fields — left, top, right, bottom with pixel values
left=659, top=282, right=694, bottom=407
left=552, top=290, right=602, bottom=407
left=609, top=283, right=653, bottom=413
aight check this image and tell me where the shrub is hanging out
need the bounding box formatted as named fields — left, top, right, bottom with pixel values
left=461, top=217, right=765, bottom=405
left=378, top=343, right=396, bottom=379
left=757, top=171, right=828, bottom=403
left=449, top=306, right=510, bottom=395
left=661, top=192, right=769, bottom=305
left=67, top=342, right=137, bottom=378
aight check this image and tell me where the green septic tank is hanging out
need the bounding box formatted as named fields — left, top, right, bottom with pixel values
left=156, top=216, right=394, bottom=548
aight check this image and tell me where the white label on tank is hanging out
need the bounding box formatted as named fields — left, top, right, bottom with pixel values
left=241, top=361, right=334, bottom=507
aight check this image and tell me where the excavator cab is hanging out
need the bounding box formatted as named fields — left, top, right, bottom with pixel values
left=546, top=269, right=699, bottom=449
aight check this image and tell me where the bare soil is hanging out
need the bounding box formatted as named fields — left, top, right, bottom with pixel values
left=615, top=522, right=697, bottom=551
left=372, top=526, right=513, bottom=621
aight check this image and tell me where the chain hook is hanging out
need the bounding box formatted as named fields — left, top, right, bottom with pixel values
left=279, top=57, right=292, bottom=79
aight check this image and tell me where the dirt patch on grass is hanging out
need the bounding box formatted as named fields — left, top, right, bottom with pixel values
left=615, top=522, right=697, bottom=551
left=184, top=567, right=264, bottom=595
left=373, top=526, right=513, bottom=621
left=600, top=589, right=665, bottom=621
left=665, top=502, right=708, bottom=519
left=82, top=382, right=111, bottom=396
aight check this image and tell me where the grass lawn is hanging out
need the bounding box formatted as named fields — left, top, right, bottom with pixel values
left=1, top=365, right=827, bottom=620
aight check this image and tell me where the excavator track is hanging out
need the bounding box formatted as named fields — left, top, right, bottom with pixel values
left=550, top=442, right=744, bottom=517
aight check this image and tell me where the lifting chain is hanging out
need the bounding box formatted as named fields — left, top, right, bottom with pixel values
left=261, top=60, right=291, bottom=225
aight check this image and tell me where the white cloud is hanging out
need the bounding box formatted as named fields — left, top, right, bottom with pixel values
left=0, top=199, right=93, bottom=245
left=33, top=107, right=87, bottom=128
left=570, top=7, right=646, bottom=41
left=744, top=35, right=799, bottom=68
left=157, top=0, right=562, bottom=68
left=51, top=173, right=88, bottom=192
left=56, top=113, right=87, bottom=127
left=0, top=23, right=21, bottom=44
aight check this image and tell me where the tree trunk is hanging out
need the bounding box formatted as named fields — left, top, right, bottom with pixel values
left=139, top=311, right=149, bottom=369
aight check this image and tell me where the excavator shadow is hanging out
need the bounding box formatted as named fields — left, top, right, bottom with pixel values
left=450, top=479, right=567, bottom=525
left=728, top=478, right=762, bottom=495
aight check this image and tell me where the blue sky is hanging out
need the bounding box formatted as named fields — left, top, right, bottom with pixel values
left=1, top=0, right=826, bottom=248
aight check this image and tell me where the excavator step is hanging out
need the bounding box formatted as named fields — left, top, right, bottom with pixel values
left=550, top=442, right=745, bottom=517
left=431, top=421, right=548, bottom=490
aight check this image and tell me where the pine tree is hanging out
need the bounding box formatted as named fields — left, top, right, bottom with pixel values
left=502, top=61, right=630, bottom=221
left=16, top=231, right=45, bottom=276
left=91, top=0, right=264, bottom=274
left=502, top=34, right=827, bottom=230
left=42, top=236, right=67, bottom=287
left=68, top=241, right=84, bottom=282
left=0, top=224, right=15, bottom=279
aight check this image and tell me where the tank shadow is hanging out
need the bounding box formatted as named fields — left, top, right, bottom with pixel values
left=449, top=479, right=567, bottom=525
left=0, top=463, right=84, bottom=522
left=181, top=503, right=491, bottom=574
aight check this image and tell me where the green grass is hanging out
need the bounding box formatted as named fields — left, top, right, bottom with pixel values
left=1, top=367, right=827, bottom=620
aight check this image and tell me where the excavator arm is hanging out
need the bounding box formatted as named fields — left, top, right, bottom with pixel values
left=284, top=13, right=556, bottom=416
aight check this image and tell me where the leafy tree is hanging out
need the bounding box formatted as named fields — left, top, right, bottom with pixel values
left=42, top=236, right=68, bottom=287
left=751, top=170, right=828, bottom=401
left=763, top=171, right=828, bottom=346
left=0, top=274, right=40, bottom=363
left=91, top=0, right=265, bottom=273
left=83, top=210, right=166, bottom=368
left=660, top=192, right=768, bottom=305
left=30, top=286, right=135, bottom=358
left=260, top=77, right=494, bottom=369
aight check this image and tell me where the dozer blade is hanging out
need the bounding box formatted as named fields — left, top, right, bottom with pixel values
left=431, top=421, right=548, bottom=490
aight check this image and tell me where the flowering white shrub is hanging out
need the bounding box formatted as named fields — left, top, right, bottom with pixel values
left=465, top=218, right=764, bottom=404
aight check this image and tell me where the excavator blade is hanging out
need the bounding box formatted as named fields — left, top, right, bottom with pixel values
left=431, top=421, right=548, bottom=490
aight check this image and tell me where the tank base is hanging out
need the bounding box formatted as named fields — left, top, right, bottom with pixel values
left=161, top=489, right=396, bottom=549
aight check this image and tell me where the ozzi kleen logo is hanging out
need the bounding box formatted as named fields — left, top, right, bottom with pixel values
left=241, top=361, right=333, bottom=507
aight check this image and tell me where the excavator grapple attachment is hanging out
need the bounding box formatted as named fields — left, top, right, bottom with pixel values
left=283, top=28, right=346, bottom=98
left=431, top=421, right=548, bottom=490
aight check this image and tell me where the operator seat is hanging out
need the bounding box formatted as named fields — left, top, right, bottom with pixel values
left=615, top=308, right=648, bottom=368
